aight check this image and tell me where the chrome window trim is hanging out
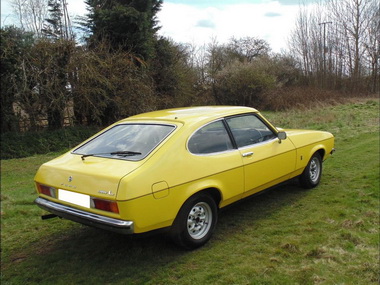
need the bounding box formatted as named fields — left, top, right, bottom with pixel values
left=236, top=137, right=279, bottom=150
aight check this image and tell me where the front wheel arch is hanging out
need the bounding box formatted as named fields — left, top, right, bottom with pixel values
left=299, top=151, right=323, bottom=189
left=316, top=149, right=325, bottom=161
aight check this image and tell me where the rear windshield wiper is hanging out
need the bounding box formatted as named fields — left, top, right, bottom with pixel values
left=81, top=151, right=142, bottom=160
left=110, top=151, right=142, bottom=156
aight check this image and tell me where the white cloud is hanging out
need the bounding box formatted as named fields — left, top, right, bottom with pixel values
left=157, top=1, right=300, bottom=52
left=1, top=0, right=302, bottom=52
left=66, top=0, right=87, bottom=19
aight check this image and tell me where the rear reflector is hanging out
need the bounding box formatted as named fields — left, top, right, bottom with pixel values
left=37, top=184, right=57, bottom=198
left=92, top=198, right=119, bottom=214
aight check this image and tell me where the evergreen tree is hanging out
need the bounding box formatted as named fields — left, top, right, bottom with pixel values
left=43, top=0, right=63, bottom=39
left=85, top=0, right=162, bottom=59
left=40, top=0, right=74, bottom=129
left=43, top=0, right=72, bottom=40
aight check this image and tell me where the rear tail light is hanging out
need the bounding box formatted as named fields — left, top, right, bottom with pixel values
left=37, top=184, right=57, bottom=198
left=91, top=198, right=119, bottom=214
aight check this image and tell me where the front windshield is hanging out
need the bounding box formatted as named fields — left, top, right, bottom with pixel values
left=73, top=124, right=176, bottom=160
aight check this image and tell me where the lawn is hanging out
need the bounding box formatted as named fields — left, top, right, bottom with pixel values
left=1, top=98, right=379, bottom=284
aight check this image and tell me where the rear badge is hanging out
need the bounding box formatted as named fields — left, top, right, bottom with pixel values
left=61, top=176, right=77, bottom=189
left=98, top=190, right=115, bottom=196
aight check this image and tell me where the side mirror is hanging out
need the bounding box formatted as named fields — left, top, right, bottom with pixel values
left=277, top=131, right=287, bottom=143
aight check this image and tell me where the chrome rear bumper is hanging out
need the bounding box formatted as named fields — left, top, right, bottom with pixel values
left=35, top=197, right=134, bottom=234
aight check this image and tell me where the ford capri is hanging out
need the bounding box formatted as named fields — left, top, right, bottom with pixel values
left=35, top=106, right=335, bottom=248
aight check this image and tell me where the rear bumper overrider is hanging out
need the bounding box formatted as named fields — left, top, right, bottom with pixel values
left=35, top=197, right=134, bottom=234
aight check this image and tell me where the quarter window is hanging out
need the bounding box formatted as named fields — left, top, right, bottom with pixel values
left=226, top=115, right=276, bottom=148
left=188, top=121, right=233, bottom=154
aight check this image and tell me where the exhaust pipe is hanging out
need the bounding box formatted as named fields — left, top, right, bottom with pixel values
left=41, top=214, right=58, bottom=220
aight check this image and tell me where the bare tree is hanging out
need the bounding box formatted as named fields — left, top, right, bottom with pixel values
left=328, top=0, right=370, bottom=75
left=288, top=2, right=327, bottom=86
left=228, top=36, right=270, bottom=62
left=289, top=0, right=379, bottom=93
left=289, top=5, right=311, bottom=78
left=362, top=0, right=379, bottom=92
left=10, top=0, right=48, bottom=37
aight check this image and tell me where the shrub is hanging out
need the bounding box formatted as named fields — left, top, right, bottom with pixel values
left=1, top=126, right=100, bottom=159
left=213, top=60, right=276, bottom=106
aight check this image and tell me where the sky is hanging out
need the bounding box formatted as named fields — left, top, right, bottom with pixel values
left=0, top=0, right=317, bottom=52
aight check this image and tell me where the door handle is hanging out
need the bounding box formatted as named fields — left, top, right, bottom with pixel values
left=242, top=152, right=254, bottom=157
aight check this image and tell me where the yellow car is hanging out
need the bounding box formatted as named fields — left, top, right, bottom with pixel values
left=35, top=106, right=335, bottom=248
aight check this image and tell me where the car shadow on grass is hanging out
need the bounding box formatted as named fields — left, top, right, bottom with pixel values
left=4, top=180, right=312, bottom=284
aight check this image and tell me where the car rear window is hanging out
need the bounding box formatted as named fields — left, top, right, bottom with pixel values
left=73, top=124, right=175, bottom=160
left=188, top=120, right=233, bottom=154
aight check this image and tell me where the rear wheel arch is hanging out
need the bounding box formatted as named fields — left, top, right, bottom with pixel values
left=170, top=188, right=221, bottom=249
left=179, top=185, right=223, bottom=211
left=199, top=187, right=222, bottom=208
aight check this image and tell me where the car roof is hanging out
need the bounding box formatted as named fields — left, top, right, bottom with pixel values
left=121, top=106, right=258, bottom=124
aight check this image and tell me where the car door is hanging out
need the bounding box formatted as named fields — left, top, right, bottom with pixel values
left=225, top=114, right=297, bottom=197
left=187, top=119, right=245, bottom=206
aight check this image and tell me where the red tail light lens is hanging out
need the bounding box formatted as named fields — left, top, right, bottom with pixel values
left=92, top=198, right=119, bottom=213
left=37, top=184, right=57, bottom=198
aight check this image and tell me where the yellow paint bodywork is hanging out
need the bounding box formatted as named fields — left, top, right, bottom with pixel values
left=34, top=106, right=335, bottom=234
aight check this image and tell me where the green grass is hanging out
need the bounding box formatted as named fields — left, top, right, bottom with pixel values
left=1, top=98, right=379, bottom=284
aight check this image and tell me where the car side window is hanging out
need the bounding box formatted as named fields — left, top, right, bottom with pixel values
left=188, top=120, right=234, bottom=154
left=226, top=115, right=276, bottom=148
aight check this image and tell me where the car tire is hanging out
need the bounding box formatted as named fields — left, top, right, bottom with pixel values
left=299, top=152, right=322, bottom=189
left=170, top=193, right=218, bottom=249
